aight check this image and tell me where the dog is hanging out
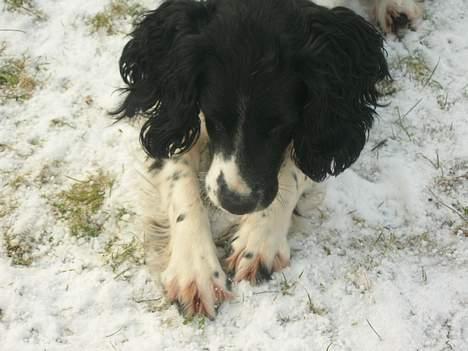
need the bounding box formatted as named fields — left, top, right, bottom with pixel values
left=113, top=0, right=420, bottom=318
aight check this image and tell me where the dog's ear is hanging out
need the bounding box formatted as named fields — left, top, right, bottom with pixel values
left=113, top=0, right=213, bottom=158
left=291, top=6, right=390, bottom=182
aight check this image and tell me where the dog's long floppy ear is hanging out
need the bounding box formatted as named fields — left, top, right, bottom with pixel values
left=291, top=6, right=390, bottom=182
left=113, top=0, right=213, bottom=158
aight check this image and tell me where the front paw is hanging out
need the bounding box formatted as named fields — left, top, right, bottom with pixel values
left=226, top=221, right=290, bottom=284
left=374, top=0, right=423, bottom=34
left=162, top=256, right=232, bottom=318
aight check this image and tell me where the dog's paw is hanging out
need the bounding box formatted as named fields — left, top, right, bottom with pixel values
left=161, top=248, right=231, bottom=318
left=373, top=0, right=423, bottom=34
left=226, top=217, right=290, bottom=284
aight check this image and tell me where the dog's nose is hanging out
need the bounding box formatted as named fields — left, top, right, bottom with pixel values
left=216, top=173, right=258, bottom=215
left=218, top=189, right=258, bottom=215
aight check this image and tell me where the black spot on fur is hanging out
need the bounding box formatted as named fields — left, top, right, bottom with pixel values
left=149, top=159, right=165, bottom=172
left=244, top=252, right=253, bottom=259
left=172, top=170, right=182, bottom=182
left=292, top=171, right=298, bottom=182
left=292, top=171, right=298, bottom=191
left=176, top=213, right=186, bottom=223
left=213, top=271, right=219, bottom=278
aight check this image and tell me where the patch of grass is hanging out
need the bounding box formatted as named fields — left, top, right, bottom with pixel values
left=4, top=231, right=33, bottom=266
left=35, top=161, right=63, bottom=185
left=391, top=99, right=423, bottom=141
left=305, top=290, right=327, bottom=316
left=87, top=0, right=145, bottom=35
left=279, top=272, right=299, bottom=296
left=5, top=0, right=33, bottom=10
left=435, top=166, right=467, bottom=193
left=49, top=118, right=75, bottom=129
left=419, top=150, right=444, bottom=177
left=351, top=214, right=367, bottom=226
left=133, top=296, right=171, bottom=313
left=432, top=161, right=468, bottom=226
left=88, top=13, right=114, bottom=34
left=0, top=57, right=38, bottom=101
left=399, top=54, right=430, bottom=82
left=437, top=92, right=451, bottom=111
left=9, top=174, right=29, bottom=190
left=397, top=54, right=442, bottom=89
left=183, top=315, right=207, bottom=330
left=367, top=228, right=460, bottom=261
left=52, top=172, right=114, bottom=238
left=103, top=237, right=144, bottom=273
left=4, top=0, right=46, bottom=20
left=115, top=206, right=136, bottom=222
left=0, top=199, right=17, bottom=219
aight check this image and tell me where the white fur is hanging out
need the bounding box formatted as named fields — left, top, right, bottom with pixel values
left=138, top=129, right=232, bottom=315
left=205, top=154, right=252, bottom=207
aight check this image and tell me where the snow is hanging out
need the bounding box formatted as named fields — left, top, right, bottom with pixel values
left=0, top=0, right=467, bottom=350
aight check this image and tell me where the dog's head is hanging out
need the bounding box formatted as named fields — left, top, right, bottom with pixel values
left=114, top=0, right=390, bottom=215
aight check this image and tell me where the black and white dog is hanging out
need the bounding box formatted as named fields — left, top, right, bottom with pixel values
left=114, top=0, right=421, bottom=318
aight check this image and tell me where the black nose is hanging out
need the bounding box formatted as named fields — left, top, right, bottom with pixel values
left=219, top=190, right=258, bottom=215
left=216, top=174, right=258, bottom=215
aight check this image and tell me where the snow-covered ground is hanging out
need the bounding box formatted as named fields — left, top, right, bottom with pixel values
left=1, top=0, right=467, bottom=350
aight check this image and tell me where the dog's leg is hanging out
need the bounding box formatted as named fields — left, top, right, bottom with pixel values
left=372, top=0, right=423, bottom=33
left=226, top=156, right=326, bottom=283
left=142, top=136, right=231, bottom=318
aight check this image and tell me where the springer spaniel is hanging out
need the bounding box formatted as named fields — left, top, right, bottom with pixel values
left=114, top=0, right=422, bottom=318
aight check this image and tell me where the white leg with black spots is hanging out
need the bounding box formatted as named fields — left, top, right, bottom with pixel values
left=226, top=156, right=326, bottom=283
left=141, top=128, right=231, bottom=318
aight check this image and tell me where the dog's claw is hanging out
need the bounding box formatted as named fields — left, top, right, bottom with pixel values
left=166, top=279, right=232, bottom=319
left=226, top=250, right=289, bottom=284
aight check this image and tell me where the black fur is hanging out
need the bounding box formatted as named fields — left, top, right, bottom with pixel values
left=290, top=3, right=389, bottom=181
left=114, top=0, right=390, bottom=208
left=113, top=0, right=213, bottom=158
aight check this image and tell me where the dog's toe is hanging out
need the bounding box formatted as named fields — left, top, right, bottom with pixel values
left=166, top=278, right=232, bottom=319
left=227, top=250, right=289, bottom=285
left=374, top=0, right=423, bottom=34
